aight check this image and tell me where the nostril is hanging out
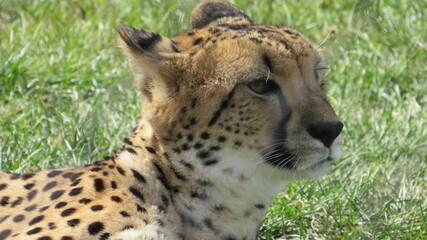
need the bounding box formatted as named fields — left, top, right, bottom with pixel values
left=308, top=121, right=344, bottom=148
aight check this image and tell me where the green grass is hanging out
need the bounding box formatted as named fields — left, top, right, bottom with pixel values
left=1, top=0, right=425, bottom=239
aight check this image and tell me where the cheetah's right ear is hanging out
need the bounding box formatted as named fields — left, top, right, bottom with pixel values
left=190, top=0, right=253, bottom=29
left=117, top=23, right=177, bottom=98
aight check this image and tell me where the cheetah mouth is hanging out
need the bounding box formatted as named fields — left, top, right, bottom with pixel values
left=263, top=143, right=336, bottom=170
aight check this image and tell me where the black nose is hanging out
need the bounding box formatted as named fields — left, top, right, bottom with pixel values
left=307, top=121, right=343, bottom=148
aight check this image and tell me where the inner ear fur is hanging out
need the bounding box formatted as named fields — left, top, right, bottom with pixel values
left=190, top=0, right=253, bottom=29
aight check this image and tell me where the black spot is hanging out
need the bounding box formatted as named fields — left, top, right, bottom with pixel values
left=210, top=145, right=221, bottom=151
left=136, top=204, right=147, bottom=213
left=63, top=172, right=83, bottom=182
left=203, top=218, right=214, bottom=230
left=122, top=225, right=135, bottom=230
left=13, top=214, right=25, bottom=223
left=67, top=218, right=80, bottom=227
left=61, top=208, right=76, bottom=217
left=116, top=167, right=126, bottom=176
left=187, top=134, right=194, bottom=141
left=61, top=237, right=74, bottom=240
left=42, top=181, right=57, bottom=192
left=68, top=187, right=83, bottom=196
left=70, top=179, right=82, bottom=187
left=145, top=146, right=156, bottom=154
left=48, top=222, right=56, bottom=229
left=234, top=141, right=242, bottom=146
left=24, top=204, right=37, bottom=211
left=123, top=138, right=133, bottom=145
left=39, top=206, right=49, bottom=212
left=94, top=178, right=105, bottom=192
left=0, top=230, right=11, bottom=240
left=55, top=202, right=67, bottom=209
left=29, top=215, right=44, bottom=225
left=181, top=143, right=190, bottom=151
left=79, top=198, right=92, bottom=204
left=126, top=148, right=137, bottom=154
left=193, top=37, right=203, bottom=45
left=197, top=151, right=210, bottom=159
left=120, top=211, right=130, bottom=217
left=180, top=160, right=195, bottom=170
left=88, top=222, right=104, bottom=235
left=27, top=190, right=38, bottom=201
left=200, top=132, right=210, bottom=139
left=249, top=37, right=262, bottom=44
left=194, top=142, right=203, bottom=149
left=90, top=167, right=102, bottom=172
left=0, top=196, right=9, bottom=206
left=129, top=187, right=145, bottom=203
left=50, top=190, right=65, bottom=200
left=111, top=181, right=117, bottom=189
left=0, top=215, right=10, bottom=224
left=111, top=196, right=122, bottom=203
left=47, top=170, right=63, bottom=178
left=24, top=183, right=35, bottom=190
left=27, top=227, right=42, bottom=235
left=9, top=174, right=20, bottom=180
left=228, top=24, right=252, bottom=31
left=131, top=169, right=147, bottom=184
left=37, top=236, right=52, bottom=240
left=11, top=197, right=23, bottom=207
left=204, top=159, right=219, bottom=166
left=91, top=205, right=104, bottom=211
left=21, top=173, right=35, bottom=180
left=99, top=233, right=111, bottom=240
left=161, top=194, right=169, bottom=208
left=187, top=31, right=195, bottom=36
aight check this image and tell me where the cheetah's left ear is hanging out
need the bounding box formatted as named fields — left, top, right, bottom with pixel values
left=190, top=0, right=253, bottom=29
left=117, top=23, right=177, bottom=97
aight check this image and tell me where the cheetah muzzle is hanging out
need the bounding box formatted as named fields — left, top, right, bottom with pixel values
left=0, top=1, right=343, bottom=239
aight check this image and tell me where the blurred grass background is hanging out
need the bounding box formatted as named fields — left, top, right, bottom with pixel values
left=0, top=0, right=425, bottom=239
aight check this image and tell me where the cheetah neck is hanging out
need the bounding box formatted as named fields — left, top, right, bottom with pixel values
left=115, top=118, right=288, bottom=239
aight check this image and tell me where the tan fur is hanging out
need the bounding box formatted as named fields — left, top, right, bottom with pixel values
left=0, top=1, right=342, bottom=239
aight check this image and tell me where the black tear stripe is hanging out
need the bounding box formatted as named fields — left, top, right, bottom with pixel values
left=208, top=88, right=236, bottom=126
left=263, top=54, right=272, bottom=71
left=264, top=90, right=295, bottom=169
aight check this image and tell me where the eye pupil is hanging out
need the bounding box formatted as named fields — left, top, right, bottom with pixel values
left=247, top=79, right=279, bottom=94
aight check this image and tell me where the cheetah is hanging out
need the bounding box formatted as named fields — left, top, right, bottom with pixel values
left=0, top=1, right=343, bottom=239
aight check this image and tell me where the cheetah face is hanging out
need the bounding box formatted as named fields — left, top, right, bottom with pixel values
left=118, top=0, right=343, bottom=180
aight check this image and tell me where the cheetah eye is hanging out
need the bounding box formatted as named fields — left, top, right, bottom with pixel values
left=246, top=79, right=280, bottom=95
left=314, top=66, right=329, bottom=82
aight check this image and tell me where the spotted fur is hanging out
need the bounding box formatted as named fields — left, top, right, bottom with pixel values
left=0, top=1, right=343, bottom=239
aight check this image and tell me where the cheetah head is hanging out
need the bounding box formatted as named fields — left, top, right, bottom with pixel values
left=117, top=0, right=343, bottom=182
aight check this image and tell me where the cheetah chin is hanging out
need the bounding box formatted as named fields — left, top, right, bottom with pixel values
left=0, top=1, right=343, bottom=239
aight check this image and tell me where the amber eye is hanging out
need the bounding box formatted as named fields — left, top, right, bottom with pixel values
left=246, top=79, right=280, bottom=95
